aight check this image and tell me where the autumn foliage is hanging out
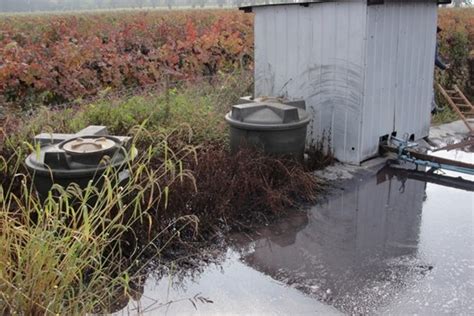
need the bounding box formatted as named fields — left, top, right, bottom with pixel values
left=0, top=10, right=253, bottom=108
left=1, top=8, right=472, bottom=109
left=437, top=8, right=474, bottom=98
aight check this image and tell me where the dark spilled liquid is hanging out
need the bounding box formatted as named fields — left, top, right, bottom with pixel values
left=117, top=150, right=473, bottom=315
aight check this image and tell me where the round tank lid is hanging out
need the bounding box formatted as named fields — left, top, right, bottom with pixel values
left=226, top=102, right=310, bottom=130
left=62, top=137, right=116, bottom=154
left=25, top=135, right=127, bottom=175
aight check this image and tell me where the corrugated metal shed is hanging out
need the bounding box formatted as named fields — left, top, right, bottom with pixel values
left=247, top=0, right=442, bottom=164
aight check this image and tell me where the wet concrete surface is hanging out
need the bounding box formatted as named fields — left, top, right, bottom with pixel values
left=117, top=149, right=473, bottom=315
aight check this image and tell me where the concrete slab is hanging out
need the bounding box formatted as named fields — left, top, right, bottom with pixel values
left=429, top=120, right=472, bottom=148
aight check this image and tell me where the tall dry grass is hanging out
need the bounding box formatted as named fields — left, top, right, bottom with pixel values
left=0, top=129, right=198, bottom=314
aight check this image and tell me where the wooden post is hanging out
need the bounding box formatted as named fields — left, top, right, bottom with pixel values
left=432, top=137, right=474, bottom=152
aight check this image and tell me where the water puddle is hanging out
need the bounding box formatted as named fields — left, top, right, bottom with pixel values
left=117, top=150, right=473, bottom=315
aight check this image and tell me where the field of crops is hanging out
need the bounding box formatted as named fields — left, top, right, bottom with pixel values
left=0, top=8, right=472, bottom=109
left=0, top=10, right=253, bottom=108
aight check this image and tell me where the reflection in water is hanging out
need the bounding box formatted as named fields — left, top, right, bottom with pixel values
left=242, top=166, right=428, bottom=314
left=116, top=151, right=472, bottom=315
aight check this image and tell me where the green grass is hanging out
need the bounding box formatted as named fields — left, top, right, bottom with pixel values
left=432, top=106, right=459, bottom=125
left=431, top=88, right=461, bottom=126
left=7, top=72, right=250, bottom=150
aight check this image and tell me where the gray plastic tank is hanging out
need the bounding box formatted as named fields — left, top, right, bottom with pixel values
left=25, top=135, right=129, bottom=200
left=225, top=98, right=310, bottom=160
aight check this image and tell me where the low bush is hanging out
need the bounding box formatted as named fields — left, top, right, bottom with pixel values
left=437, top=8, right=474, bottom=98
left=0, top=10, right=253, bottom=109
left=1, top=8, right=471, bottom=111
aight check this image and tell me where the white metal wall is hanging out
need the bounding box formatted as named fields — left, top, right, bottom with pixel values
left=254, top=1, right=367, bottom=164
left=253, top=0, right=438, bottom=164
left=361, top=0, right=438, bottom=159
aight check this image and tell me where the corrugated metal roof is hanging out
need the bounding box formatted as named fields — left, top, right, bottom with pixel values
left=240, top=0, right=451, bottom=12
